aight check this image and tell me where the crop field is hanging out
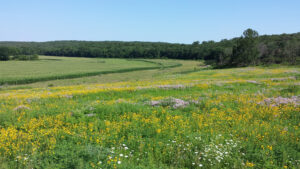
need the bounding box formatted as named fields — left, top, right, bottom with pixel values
left=0, top=58, right=299, bottom=168
left=0, top=56, right=180, bottom=85
left=1, top=59, right=201, bottom=90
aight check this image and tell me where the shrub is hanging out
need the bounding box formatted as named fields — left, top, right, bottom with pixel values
left=12, top=54, right=39, bottom=60
left=0, top=55, right=9, bottom=61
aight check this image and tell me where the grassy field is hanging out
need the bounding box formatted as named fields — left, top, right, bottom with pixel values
left=0, top=56, right=180, bottom=85
left=0, top=58, right=299, bottom=168
left=1, top=59, right=203, bottom=90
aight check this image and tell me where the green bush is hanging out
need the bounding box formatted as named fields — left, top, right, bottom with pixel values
left=0, top=55, right=9, bottom=61
left=12, top=54, right=39, bottom=60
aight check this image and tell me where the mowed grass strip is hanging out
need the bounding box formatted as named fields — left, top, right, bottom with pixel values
left=0, top=56, right=180, bottom=85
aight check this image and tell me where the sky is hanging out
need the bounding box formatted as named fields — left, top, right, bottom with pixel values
left=0, top=0, right=300, bottom=44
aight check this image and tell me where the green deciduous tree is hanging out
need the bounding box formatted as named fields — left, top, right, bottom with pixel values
left=231, top=28, right=259, bottom=66
left=0, top=47, right=11, bottom=61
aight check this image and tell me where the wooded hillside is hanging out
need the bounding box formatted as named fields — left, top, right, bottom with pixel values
left=1, top=30, right=299, bottom=66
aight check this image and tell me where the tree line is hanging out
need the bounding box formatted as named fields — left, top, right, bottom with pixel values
left=0, top=46, right=38, bottom=61
left=0, top=29, right=299, bottom=66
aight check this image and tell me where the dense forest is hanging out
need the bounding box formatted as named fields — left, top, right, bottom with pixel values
left=0, top=29, right=299, bottom=66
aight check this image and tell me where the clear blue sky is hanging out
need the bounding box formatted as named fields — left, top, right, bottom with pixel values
left=1, top=0, right=299, bottom=43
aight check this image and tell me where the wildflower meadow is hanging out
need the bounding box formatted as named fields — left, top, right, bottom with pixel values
left=0, top=64, right=299, bottom=168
